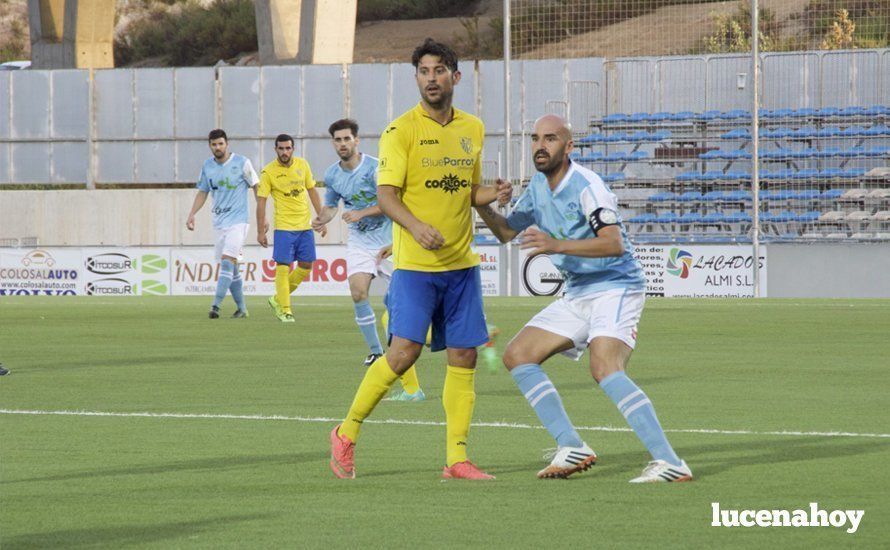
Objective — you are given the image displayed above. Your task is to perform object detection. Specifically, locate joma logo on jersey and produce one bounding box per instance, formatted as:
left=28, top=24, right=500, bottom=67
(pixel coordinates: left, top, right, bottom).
left=419, top=139, right=439, bottom=145
left=425, top=173, right=469, bottom=194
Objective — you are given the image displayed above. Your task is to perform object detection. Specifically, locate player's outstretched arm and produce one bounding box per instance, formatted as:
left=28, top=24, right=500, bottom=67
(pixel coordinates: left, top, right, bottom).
left=377, top=184, right=444, bottom=250
left=186, top=190, right=209, bottom=231
left=474, top=204, right=518, bottom=244
left=471, top=178, right=512, bottom=207
left=521, top=226, right=624, bottom=258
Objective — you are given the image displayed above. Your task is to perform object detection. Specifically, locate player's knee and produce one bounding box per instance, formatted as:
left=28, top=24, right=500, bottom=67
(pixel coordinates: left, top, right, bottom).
left=350, top=287, right=368, bottom=302
left=296, top=261, right=313, bottom=270
left=502, top=343, right=526, bottom=371
left=387, top=347, right=421, bottom=372
left=448, top=347, right=477, bottom=368
left=589, top=356, right=621, bottom=383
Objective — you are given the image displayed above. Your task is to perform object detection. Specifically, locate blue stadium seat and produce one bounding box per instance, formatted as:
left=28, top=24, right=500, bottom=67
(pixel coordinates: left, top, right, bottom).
left=649, top=112, right=672, bottom=122
left=796, top=189, right=821, bottom=200
left=603, top=152, right=628, bottom=162
left=793, top=108, right=819, bottom=117
left=867, top=146, right=890, bottom=157
left=670, top=111, right=697, bottom=121
left=727, top=150, right=752, bottom=160
left=602, top=172, right=626, bottom=183
left=861, top=106, right=885, bottom=116
left=819, top=168, right=844, bottom=179
left=790, top=169, right=820, bottom=180
left=762, top=210, right=795, bottom=223
left=701, top=212, right=725, bottom=224
left=576, top=153, right=604, bottom=163
left=676, top=171, right=699, bottom=182
left=603, top=133, right=628, bottom=142
left=766, top=108, right=794, bottom=118
left=762, top=127, right=794, bottom=139
left=676, top=191, right=702, bottom=202
left=789, top=147, right=819, bottom=159
left=795, top=211, right=821, bottom=223
left=771, top=169, right=796, bottom=180
left=820, top=189, right=844, bottom=200
left=839, top=106, right=868, bottom=116
left=645, top=130, right=672, bottom=141
left=702, top=190, right=725, bottom=202
left=723, top=211, right=752, bottom=223
left=789, top=127, right=817, bottom=139
left=720, top=109, right=751, bottom=119
left=576, top=134, right=603, bottom=145
left=722, top=171, right=750, bottom=181
left=627, top=151, right=649, bottom=160
left=627, top=131, right=651, bottom=141
left=839, top=126, right=866, bottom=137
left=649, top=191, right=677, bottom=202
left=721, top=128, right=751, bottom=139
left=842, top=168, right=867, bottom=178
left=627, top=213, right=656, bottom=223
left=762, top=149, right=790, bottom=160
left=654, top=212, right=680, bottom=223
left=679, top=212, right=703, bottom=224
left=863, top=125, right=890, bottom=136
left=722, top=190, right=752, bottom=202
left=839, top=146, right=867, bottom=158
left=815, top=147, right=841, bottom=158
left=627, top=112, right=649, bottom=122
left=697, top=170, right=725, bottom=181
left=602, top=113, right=628, bottom=123
left=815, top=126, right=842, bottom=138
left=697, top=110, right=723, bottom=121
left=816, top=107, right=840, bottom=117
left=699, top=149, right=724, bottom=160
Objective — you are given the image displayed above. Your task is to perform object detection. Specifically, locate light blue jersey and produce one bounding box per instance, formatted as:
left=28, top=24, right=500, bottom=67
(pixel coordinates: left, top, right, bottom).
left=323, top=154, right=392, bottom=249
left=507, top=161, right=645, bottom=296
left=197, top=153, right=259, bottom=229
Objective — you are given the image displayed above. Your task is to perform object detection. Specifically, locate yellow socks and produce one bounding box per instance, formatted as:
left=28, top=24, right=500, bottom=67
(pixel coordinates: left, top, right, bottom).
left=274, top=264, right=291, bottom=313
left=289, top=266, right=310, bottom=292
left=338, top=355, right=399, bottom=442
left=442, top=365, right=476, bottom=467
left=399, top=365, right=421, bottom=394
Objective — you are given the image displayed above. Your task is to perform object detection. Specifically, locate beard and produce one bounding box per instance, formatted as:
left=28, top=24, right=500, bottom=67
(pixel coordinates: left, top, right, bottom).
left=533, top=152, right=562, bottom=174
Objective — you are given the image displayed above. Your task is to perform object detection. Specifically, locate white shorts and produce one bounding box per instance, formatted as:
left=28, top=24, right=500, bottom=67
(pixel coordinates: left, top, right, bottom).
left=214, top=223, right=249, bottom=261
left=526, top=288, right=645, bottom=360
left=346, top=244, right=393, bottom=280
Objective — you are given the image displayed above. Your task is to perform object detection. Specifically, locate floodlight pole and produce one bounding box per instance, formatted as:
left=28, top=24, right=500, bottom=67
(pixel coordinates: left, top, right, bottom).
left=751, top=0, right=761, bottom=297
left=502, top=0, right=513, bottom=296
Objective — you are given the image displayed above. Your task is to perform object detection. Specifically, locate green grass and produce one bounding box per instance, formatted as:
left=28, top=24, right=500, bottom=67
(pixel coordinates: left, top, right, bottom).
left=1, top=297, right=889, bottom=548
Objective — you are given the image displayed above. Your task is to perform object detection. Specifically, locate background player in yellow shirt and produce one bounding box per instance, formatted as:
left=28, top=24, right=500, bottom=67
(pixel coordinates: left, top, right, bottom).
left=256, top=134, right=324, bottom=323
left=329, top=39, right=511, bottom=480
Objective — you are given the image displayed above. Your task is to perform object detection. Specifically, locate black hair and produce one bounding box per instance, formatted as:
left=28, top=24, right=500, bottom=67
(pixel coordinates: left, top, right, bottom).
left=275, top=133, right=294, bottom=146
left=411, top=38, right=458, bottom=73
left=207, top=129, right=227, bottom=142
left=328, top=119, right=359, bottom=138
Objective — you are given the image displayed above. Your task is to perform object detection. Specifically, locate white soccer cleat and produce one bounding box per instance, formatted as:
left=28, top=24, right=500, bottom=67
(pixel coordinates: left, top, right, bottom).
left=629, top=459, right=693, bottom=483
left=536, top=444, right=597, bottom=479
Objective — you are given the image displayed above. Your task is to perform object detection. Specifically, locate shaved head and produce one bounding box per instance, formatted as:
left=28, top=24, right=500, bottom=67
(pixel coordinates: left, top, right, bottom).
left=533, top=114, right=572, bottom=141
left=531, top=114, right=574, bottom=178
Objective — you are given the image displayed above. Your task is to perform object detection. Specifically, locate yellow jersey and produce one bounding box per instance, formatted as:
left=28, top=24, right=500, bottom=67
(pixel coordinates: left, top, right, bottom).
left=257, top=157, right=316, bottom=231
left=377, top=103, right=484, bottom=272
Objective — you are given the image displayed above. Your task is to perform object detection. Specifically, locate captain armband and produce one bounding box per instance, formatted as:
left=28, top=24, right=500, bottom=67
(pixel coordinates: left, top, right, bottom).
left=588, top=207, right=619, bottom=236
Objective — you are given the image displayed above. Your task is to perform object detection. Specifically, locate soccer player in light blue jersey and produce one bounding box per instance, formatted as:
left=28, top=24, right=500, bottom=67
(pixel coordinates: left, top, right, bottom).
left=187, top=129, right=260, bottom=319
left=312, top=119, right=424, bottom=400
left=475, top=115, right=692, bottom=483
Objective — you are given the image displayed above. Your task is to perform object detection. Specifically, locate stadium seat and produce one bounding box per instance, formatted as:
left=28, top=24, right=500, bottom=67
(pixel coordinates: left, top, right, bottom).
left=762, top=127, right=793, bottom=139
left=814, top=147, right=841, bottom=158
left=699, top=149, right=724, bottom=160
left=720, top=109, right=750, bottom=119
left=576, top=153, right=604, bottom=163
left=839, top=189, right=868, bottom=201
left=721, top=190, right=751, bottom=202
left=790, top=169, right=820, bottom=181
left=839, top=126, right=866, bottom=137
left=646, top=130, right=672, bottom=141
left=603, top=133, right=628, bottom=142
left=789, top=147, right=819, bottom=159
left=602, top=172, right=626, bottom=183
left=697, top=110, right=723, bottom=121
left=789, top=127, right=817, bottom=139
left=816, top=107, right=840, bottom=117
left=819, top=168, right=845, bottom=179
left=700, top=211, right=725, bottom=224
left=670, top=111, right=697, bottom=121
left=838, top=106, right=868, bottom=117
left=866, top=146, right=890, bottom=157
left=676, top=191, right=702, bottom=202
left=721, top=128, right=751, bottom=139
left=726, top=150, right=753, bottom=160
left=602, top=113, right=628, bottom=123
left=702, top=190, right=725, bottom=202
left=766, top=108, right=794, bottom=119
left=845, top=211, right=872, bottom=224
left=796, top=211, right=821, bottom=223
left=654, top=212, right=680, bottom=224
left=815, top=126, right=842, bottom=138
left=818, top=211, right=846, bottom=223
left=675, top=171, right=699, bottom=182
left=793, top=107, right=819, bottom=117
left=649, top=191, right=677, bottom=202
left=842, top=168, right=867, bottom=178
left=697, top=170, right=725, bottom=181
left=839, top=146, right=867, bottom=158
left=628, top=112, right=650, bottom=122
left=648, top=112, right=672, bottom=122
left=796, top=189, right=822, bottom=200
left=627, top=151, right=649, bottom=160
left=576, top=134, right=603, bottom=145
left=866, top=189, right=890, bottom=200
left=603, top=152, right=627, bottom=162
left=820, top=189, right=845, bottom=200
left=723, top=211, right=752, bottom=224
left=678, top=212, right=703, bottom=224
left=863, top=125, right=890, bottom=136
left=761, top=149, right=789, bottom=160
left=627, top=213, right=657, bottom=224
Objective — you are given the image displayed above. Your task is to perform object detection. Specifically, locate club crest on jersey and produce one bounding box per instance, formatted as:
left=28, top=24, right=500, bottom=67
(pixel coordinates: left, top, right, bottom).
left=564, top=202, right=580, bottom=221
left=460, top=137, right=473, bottom=154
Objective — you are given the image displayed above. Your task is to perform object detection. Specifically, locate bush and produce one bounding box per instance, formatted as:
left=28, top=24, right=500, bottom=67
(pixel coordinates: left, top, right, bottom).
left=115, top=0, right=257, bottom=67
left=699, top=1, right=779, bottom=53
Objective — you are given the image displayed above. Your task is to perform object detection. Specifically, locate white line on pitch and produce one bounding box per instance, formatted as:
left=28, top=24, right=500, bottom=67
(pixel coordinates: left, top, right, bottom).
left=1, top=409, right=888, bottom=439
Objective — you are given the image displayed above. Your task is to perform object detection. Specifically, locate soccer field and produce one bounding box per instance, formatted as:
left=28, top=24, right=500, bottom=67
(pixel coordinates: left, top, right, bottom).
left=1, top=296, right=888, bottom=548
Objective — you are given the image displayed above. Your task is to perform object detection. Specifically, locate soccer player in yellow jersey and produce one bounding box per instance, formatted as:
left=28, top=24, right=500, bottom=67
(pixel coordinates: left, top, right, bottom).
left=256, top=134, right=324, bottom=323
left=330, top=39, right=511, bottom=480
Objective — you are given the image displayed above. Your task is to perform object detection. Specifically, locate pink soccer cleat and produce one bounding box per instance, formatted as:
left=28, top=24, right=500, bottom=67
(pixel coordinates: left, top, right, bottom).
left=329, top=424, right=355, bottom=479
left=442, top=461, right=495, bottom=480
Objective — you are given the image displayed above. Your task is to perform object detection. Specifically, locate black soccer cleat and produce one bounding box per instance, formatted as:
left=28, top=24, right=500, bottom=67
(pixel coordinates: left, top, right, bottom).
left=232, top=310, right=249, bottom=319
left=0, top=363, right=9, bottom=376
left=208, top=306, right=220, bottom=319
left=363, top=353, right=383, bottom=367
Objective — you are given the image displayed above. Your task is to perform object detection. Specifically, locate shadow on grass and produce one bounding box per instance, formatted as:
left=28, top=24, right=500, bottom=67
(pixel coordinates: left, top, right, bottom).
left=5, top=451, right=326, bottom=484
left=3, top=513, right=278, bottom=549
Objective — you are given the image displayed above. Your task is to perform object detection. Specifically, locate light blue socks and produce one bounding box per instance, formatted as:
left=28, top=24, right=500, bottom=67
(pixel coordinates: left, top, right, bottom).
left=229, top=262, right=246, bottom=312
left=354, top=299, right=383, bottom=354
left=511, top=363, right=584, bottom=448
left=213, top=259, right=235, bottom=308
left=600, top=371, right=681, bottom=465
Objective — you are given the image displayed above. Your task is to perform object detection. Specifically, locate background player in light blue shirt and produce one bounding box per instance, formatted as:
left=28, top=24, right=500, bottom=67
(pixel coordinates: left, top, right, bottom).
left=312, top=119, right=424, bottom=400
left=475, top=115, right=691, bottom=483
left=186, top=128, right=260, bottom=319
